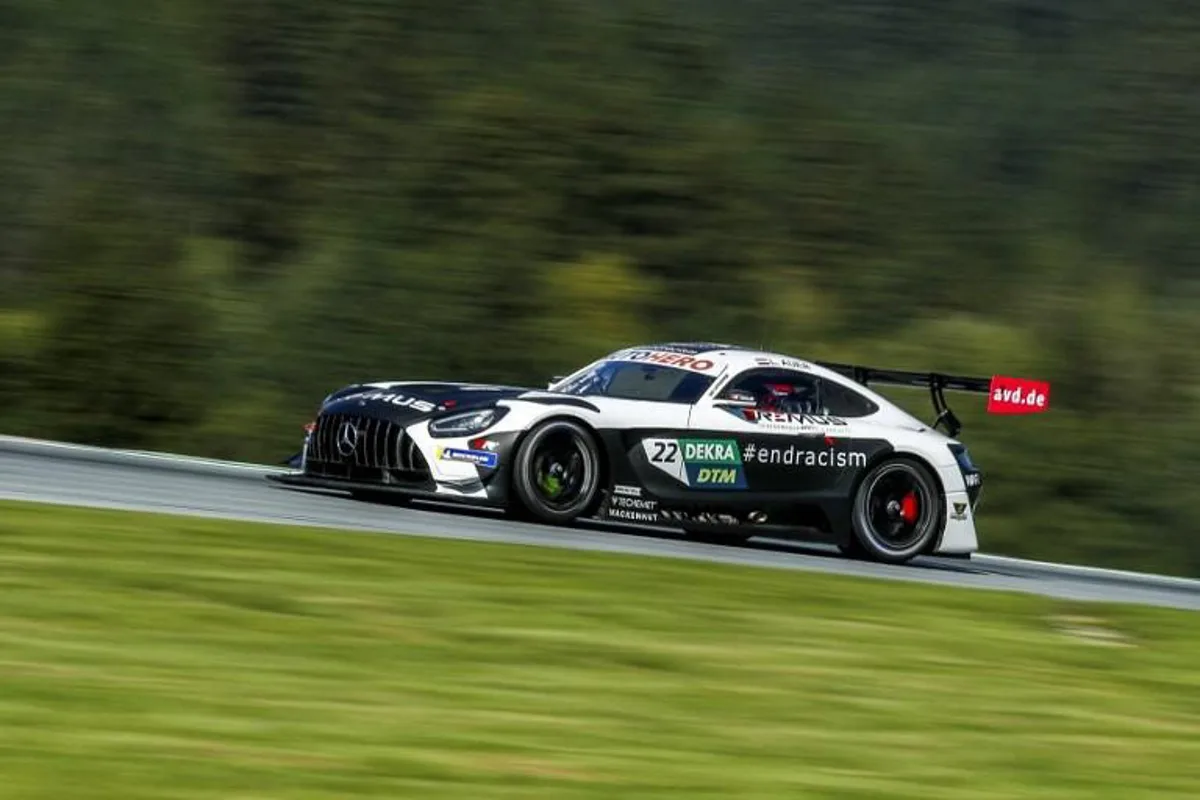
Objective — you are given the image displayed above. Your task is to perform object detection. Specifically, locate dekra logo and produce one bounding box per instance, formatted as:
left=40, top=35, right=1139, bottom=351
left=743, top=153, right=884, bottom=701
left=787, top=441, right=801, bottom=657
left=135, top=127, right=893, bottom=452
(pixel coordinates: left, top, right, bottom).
left=682, top=439, right=739, bottom=463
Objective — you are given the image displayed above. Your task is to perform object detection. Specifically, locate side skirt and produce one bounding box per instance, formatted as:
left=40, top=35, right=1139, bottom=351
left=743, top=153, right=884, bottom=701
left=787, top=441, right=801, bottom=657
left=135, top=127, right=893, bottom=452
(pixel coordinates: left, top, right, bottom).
left=266, top=472, right=502, bottom=508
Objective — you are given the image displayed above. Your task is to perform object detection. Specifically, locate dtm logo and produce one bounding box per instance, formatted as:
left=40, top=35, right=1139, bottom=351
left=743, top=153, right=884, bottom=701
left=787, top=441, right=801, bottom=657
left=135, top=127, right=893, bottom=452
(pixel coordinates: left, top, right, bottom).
left=693, top=466, right=741, bottom=486
left=642, top=437, right=747, bottom=490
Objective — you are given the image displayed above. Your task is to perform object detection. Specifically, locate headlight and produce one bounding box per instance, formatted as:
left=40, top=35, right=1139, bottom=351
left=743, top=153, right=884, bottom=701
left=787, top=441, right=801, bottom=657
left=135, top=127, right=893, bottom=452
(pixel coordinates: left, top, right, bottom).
left=428, top=407, right=507, bottom=438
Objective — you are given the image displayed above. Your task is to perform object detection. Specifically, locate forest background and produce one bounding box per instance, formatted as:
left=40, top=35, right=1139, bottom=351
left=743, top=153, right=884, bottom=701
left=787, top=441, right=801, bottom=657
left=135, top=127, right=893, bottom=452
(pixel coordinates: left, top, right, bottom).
left=2, top=0, right=1198, bottom=574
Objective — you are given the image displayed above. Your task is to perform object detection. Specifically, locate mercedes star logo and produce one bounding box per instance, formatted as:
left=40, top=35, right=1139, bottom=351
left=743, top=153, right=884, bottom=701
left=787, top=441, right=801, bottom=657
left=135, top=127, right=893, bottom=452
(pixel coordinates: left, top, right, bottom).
left=336, top=421, right=359, bottom=456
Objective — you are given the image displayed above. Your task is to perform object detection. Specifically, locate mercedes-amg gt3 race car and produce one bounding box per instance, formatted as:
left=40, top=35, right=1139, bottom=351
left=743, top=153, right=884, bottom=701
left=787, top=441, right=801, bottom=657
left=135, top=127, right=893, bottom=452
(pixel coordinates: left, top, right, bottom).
left=268, top=343, right=1050, bottom=563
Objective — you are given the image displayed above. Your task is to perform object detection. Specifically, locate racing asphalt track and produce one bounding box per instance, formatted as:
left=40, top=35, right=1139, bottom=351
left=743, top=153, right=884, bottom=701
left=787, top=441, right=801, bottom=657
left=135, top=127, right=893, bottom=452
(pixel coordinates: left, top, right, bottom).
left=1, top=435, right=1199, bottom=611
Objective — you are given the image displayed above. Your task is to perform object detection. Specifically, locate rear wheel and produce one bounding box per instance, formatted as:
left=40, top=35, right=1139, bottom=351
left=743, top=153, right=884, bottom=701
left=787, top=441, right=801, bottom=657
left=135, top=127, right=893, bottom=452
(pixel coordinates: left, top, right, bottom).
left=511, top=420, right=602, bottom=524
left=849, top=458, right=943, bottom=563
left=837, top=537, right=867, bottom=559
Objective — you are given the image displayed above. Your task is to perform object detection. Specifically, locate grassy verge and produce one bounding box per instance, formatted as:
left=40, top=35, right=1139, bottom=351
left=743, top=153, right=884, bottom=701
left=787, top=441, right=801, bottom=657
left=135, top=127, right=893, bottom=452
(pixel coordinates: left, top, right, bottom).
left=0, top=500, right=1197, bottom=798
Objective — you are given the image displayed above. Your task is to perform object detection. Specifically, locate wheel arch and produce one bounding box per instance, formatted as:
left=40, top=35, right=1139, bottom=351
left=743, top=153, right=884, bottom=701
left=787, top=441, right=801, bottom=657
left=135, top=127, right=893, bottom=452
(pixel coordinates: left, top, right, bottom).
left=508, top=412, right=611, bottom=510
left=847, top=446, right=948, bottom=556
left=851, top=442, right=947, bottom=502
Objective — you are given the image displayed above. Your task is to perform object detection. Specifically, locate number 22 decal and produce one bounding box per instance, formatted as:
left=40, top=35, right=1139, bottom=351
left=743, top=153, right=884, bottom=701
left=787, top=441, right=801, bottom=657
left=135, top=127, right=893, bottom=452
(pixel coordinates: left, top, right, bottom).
left=650, top=440, right=679, bottom=463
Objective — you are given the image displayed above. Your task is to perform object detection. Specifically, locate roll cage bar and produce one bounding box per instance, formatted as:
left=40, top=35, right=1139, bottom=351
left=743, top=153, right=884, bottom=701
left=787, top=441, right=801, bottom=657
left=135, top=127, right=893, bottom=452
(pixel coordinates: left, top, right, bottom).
left=815, top=361, right=991, bottom=438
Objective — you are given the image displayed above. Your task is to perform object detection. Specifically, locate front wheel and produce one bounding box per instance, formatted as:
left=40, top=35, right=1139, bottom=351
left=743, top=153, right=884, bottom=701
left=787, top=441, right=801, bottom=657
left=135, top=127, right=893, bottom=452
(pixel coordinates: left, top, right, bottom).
left=511, top=419, right=602, bottom=524
left=849, top=457, right=943, bottom=563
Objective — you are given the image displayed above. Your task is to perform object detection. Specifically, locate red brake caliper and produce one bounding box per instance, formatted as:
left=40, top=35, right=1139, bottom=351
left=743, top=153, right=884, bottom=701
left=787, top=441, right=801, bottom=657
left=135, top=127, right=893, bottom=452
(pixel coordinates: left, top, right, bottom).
left=899, top=492, right=920, bottom=524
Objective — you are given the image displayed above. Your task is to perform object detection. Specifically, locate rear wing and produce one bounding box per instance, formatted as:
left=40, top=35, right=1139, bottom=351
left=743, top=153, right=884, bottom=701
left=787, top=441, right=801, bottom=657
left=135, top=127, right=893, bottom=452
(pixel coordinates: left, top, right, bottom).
left=815, top=361, right=1050, bottom=438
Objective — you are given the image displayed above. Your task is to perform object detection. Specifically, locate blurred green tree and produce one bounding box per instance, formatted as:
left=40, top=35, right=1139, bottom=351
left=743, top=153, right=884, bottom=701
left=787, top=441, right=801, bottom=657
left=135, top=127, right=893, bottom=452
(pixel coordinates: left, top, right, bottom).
left=0, top=0, right=1197, bottom=573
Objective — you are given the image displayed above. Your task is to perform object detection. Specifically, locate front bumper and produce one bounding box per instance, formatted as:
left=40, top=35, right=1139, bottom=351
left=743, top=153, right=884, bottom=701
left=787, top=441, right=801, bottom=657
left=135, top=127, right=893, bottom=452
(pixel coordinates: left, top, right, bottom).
left=265, top=471, right=497, bottom=506
left=303, top=412, right=434, bottom=487
left=279, top=410, right=518, bottom=505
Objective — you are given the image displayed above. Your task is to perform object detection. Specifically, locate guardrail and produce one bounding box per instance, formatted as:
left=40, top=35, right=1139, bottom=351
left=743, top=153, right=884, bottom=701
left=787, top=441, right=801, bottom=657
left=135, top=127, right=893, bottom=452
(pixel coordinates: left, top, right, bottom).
left=3, top=433, right=1198, bottom=590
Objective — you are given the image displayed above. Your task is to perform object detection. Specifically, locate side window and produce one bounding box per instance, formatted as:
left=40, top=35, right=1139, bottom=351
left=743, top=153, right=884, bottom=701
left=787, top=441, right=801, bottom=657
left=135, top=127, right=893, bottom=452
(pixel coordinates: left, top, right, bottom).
left=719, top=369, right=823, bottom=413
left=718, top=369, right=879, bottom=418
left=818, top=378, right=879, bottom=418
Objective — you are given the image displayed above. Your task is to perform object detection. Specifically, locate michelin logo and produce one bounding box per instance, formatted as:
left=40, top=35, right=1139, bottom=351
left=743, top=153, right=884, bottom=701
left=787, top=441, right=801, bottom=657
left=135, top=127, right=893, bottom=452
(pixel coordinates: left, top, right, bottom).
left=437, top=447, right=499, bottom=468
left=642, top=438, right=747, bottom=490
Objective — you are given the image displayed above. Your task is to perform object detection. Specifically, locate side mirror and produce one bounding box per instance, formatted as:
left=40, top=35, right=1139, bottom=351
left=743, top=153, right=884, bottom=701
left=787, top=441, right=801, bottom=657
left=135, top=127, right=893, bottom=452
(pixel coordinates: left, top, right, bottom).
left=546, top=375, right=564, bottom=390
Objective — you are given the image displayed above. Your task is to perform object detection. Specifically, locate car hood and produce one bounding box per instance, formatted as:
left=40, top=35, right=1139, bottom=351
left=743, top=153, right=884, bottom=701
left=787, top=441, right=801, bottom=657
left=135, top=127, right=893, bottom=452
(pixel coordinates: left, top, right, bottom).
left=319, top=381, right=533, bottom=422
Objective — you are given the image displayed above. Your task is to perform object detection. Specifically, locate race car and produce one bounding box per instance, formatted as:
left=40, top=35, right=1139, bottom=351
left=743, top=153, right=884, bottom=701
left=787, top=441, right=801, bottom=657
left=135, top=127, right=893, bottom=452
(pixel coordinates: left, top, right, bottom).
left=268, top=343, right=1050, bottom=563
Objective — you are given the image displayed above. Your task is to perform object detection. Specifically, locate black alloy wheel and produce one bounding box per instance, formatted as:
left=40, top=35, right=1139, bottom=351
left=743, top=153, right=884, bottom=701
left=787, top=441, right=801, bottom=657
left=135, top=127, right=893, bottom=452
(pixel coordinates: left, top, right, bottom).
left=511, top=420, right=602, bottom=524
left=848, top=458, right=943, bottom=563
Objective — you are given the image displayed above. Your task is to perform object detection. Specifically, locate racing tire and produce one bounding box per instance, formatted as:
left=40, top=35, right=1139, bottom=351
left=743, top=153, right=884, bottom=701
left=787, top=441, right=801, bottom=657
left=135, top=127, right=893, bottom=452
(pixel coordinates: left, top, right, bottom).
left=511, top=419, right=602, bottom=525
left=837, top=537, right=868, bottom=560
left=849, top=457, right=943, bottom=564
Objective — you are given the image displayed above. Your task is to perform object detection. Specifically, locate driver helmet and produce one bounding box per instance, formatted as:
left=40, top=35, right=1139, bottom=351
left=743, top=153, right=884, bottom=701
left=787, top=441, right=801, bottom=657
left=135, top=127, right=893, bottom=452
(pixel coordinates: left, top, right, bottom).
left=761, top=382, right=817, bottom=414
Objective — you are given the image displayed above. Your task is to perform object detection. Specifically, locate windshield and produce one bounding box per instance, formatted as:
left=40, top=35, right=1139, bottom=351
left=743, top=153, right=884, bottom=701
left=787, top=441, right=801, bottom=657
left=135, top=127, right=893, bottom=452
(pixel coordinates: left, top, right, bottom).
left=555, top=361, right=715, bottom=403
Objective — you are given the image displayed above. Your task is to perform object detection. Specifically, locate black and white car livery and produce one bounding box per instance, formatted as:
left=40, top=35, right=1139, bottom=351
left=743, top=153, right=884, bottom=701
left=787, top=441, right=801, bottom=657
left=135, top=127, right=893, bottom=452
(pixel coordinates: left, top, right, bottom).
left=269, top=343, right=1050, bottom=564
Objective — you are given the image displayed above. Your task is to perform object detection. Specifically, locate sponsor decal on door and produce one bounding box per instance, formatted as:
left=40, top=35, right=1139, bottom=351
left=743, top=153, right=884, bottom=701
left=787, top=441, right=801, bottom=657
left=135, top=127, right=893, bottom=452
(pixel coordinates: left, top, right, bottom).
left=741, top=441, right=866, bottom=468
left=642, top=438, right=747, bottom=489
left=606, top=493, right=660, bottom=523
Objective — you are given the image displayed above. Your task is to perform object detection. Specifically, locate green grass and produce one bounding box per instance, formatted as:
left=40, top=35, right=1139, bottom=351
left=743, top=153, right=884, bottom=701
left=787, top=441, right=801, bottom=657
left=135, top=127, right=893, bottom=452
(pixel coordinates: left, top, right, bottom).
left=0, top=501, right=1197, bottom=799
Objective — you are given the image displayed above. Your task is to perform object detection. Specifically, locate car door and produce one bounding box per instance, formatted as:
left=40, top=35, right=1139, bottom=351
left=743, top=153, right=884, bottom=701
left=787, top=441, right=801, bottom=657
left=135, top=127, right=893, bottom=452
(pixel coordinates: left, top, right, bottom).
left=675, top=367, right=877, bottom=497
left=589, top=360, right=727, bottom=504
